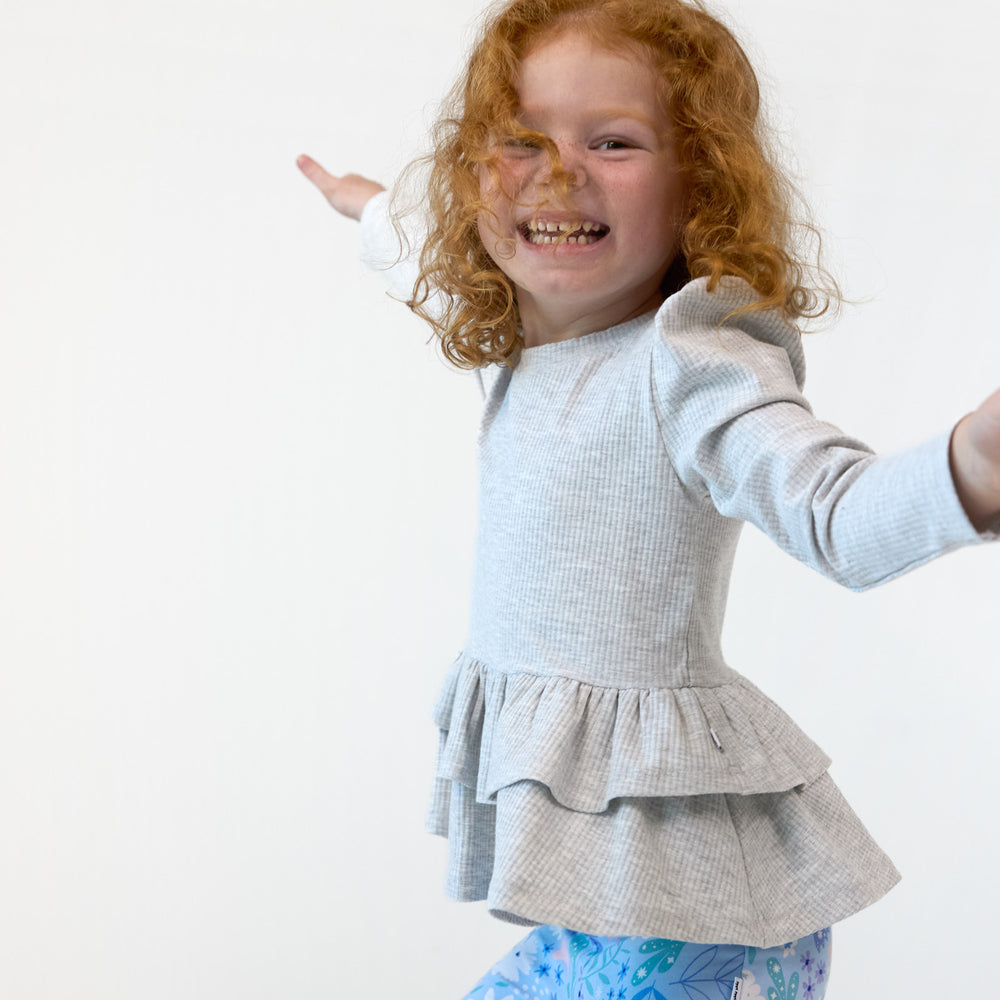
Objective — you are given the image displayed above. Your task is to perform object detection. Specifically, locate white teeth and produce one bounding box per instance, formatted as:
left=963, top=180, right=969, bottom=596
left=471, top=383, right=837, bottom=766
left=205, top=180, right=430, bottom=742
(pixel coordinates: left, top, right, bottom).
left=526, top=219, right=603, bottom=233
left=525, top=231, right=601, bottom=245
left=521, top=219, right=608, bottom=245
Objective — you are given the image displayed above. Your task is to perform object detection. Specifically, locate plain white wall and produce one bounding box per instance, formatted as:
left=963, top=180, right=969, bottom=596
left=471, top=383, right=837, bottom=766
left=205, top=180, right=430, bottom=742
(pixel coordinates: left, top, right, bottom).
left=1, top=0, right=997, bottom=997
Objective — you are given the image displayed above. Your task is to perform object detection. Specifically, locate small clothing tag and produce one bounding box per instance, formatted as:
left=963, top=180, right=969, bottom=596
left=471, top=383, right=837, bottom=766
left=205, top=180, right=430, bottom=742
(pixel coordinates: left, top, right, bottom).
left=730, top=976, right=743, bottom=1000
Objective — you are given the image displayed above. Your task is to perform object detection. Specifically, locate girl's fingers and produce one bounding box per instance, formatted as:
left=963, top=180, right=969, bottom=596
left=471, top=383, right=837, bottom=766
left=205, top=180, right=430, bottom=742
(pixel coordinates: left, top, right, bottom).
left=296, top=155, right=386, bottom=221
left=296, top=154, right=339, bottom=200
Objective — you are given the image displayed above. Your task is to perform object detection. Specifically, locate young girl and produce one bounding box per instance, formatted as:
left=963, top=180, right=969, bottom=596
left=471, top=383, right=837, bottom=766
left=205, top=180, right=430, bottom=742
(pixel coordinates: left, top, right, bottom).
left=298, top=0, right=1000, bottom=996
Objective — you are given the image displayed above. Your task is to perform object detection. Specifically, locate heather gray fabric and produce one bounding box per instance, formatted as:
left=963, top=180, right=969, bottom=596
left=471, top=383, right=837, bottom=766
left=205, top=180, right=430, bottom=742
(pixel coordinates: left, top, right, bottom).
left=359, top=191, right=997, bottom=946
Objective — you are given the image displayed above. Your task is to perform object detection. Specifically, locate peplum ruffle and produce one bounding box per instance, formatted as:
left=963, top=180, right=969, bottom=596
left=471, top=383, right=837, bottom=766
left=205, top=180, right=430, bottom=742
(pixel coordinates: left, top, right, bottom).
left=425, top=651, right=900, bottom=947
left=429, top=650, right=832, bottom=816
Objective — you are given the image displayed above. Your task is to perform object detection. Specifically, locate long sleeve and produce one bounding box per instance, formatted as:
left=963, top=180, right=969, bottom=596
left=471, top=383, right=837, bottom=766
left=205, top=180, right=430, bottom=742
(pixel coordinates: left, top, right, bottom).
left=358, top=189, right=422, bottom=301
left=651, top=277, right=998, bottom=591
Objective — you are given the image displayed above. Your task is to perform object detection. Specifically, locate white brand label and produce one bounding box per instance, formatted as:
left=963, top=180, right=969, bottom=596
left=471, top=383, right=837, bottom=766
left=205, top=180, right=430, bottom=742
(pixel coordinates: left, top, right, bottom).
left=730, top=977, right=743, bottom=1000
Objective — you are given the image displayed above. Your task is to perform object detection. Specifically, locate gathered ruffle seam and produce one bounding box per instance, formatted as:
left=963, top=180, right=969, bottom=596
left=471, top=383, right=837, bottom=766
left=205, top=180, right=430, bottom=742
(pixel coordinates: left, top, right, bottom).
left=431, top=652, right=832, bottom=814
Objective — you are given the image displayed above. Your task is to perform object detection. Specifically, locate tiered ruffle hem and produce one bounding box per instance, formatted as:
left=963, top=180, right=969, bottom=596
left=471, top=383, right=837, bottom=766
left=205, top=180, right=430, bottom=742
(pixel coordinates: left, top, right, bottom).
left=427, top=651, right=900, bottom=948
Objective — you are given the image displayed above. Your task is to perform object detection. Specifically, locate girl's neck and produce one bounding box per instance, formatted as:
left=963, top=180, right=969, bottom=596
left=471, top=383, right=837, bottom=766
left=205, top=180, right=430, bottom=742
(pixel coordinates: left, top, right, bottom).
left=519, top=287, right=665, bottom=347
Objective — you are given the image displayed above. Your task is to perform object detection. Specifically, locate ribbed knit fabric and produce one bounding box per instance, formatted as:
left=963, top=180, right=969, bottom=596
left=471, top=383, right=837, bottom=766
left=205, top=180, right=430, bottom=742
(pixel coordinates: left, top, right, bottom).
left=359, top=190, right=998, bottom=946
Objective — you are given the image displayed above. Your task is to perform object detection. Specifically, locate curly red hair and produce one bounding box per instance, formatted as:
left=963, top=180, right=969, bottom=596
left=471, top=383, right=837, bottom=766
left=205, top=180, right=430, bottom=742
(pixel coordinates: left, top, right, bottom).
left=395, top=0, right=838, bottom=369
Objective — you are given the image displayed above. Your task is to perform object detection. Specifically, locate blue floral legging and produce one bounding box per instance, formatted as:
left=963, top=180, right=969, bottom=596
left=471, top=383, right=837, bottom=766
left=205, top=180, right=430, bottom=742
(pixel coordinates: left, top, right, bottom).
left=461, top=924, right=832, bottom=1000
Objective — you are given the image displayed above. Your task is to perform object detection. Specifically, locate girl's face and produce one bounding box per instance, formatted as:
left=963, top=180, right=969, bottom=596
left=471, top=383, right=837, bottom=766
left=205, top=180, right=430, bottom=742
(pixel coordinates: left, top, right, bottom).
left=477, top=28, right=687, bottom=342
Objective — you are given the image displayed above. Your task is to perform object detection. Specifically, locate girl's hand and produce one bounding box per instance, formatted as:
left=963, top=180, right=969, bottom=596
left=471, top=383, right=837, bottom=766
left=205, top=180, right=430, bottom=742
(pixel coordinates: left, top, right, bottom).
left=950, top=386, right=1000, bottom=530
left=296, top=154, right=385, bottom=221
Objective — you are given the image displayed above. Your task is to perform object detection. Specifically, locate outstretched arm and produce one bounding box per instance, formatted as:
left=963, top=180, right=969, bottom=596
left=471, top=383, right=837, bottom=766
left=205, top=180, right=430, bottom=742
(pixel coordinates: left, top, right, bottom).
left=950, top=387, right=1000, bottom=530
left=652, top=284, right=998, bottom=592
left=296, top=154, right=384, bottom=221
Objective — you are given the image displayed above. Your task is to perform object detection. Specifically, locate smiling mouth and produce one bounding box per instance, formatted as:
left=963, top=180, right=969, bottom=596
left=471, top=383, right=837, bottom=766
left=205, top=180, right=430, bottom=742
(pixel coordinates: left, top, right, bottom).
left=518, top=219, right=610, bottom=245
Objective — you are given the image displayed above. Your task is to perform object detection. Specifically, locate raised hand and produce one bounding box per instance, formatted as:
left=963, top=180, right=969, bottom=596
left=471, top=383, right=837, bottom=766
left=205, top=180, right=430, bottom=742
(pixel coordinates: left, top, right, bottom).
left=296, top=154, right=385, bottom=221
left=950, top=385, right=1000, bottom=530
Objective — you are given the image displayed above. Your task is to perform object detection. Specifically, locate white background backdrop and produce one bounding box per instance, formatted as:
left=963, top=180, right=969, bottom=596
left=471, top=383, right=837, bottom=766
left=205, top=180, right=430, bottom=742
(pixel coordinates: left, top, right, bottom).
left=2, top=0, right=998, bottom=996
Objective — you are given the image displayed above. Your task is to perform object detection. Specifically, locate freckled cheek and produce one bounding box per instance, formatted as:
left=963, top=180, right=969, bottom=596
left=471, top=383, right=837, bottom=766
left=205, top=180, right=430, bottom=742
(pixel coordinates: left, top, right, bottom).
left=478, top=172, right=532, bottom=254
left=476, top=212, right=500, bottom=256
left=483, top=159, right=533, bottom=209
left=659, top=163, right=690, bottom=218
left=478, top=172, right=517, bottom=233
left=476, top=210, right=520, bottom=274
left=643, top=177, right=689, bottom=246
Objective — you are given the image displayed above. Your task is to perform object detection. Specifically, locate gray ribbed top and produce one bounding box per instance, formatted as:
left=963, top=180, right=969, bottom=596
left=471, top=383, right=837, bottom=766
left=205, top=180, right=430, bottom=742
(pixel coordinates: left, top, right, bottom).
left=464, top=278, right=991, bottom=680
left=431, top=274, right=993, bottom=811
left=359, top=190, right=997, bottom=945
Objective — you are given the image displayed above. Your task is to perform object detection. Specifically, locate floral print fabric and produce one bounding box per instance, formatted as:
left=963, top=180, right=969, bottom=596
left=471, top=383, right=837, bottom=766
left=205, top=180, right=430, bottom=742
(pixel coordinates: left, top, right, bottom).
left=461, top=924, right=832, bottom=1000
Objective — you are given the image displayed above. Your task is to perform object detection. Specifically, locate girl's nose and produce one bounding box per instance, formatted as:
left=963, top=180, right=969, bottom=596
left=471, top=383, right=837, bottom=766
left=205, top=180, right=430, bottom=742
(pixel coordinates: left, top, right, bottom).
left=540, top=141, right=587, bottom=190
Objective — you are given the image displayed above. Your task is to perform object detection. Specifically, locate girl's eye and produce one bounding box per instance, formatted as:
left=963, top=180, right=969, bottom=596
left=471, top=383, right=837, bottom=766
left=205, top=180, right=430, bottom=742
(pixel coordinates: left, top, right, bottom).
left=597, top=139, right=633, bottom=151
left=504, top=137, right=541, bottom=151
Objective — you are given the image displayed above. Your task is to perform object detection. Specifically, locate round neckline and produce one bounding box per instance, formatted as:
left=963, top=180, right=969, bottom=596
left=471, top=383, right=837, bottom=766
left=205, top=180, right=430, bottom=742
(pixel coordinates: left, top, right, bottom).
left=515, top=307, right=659, bottom=371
